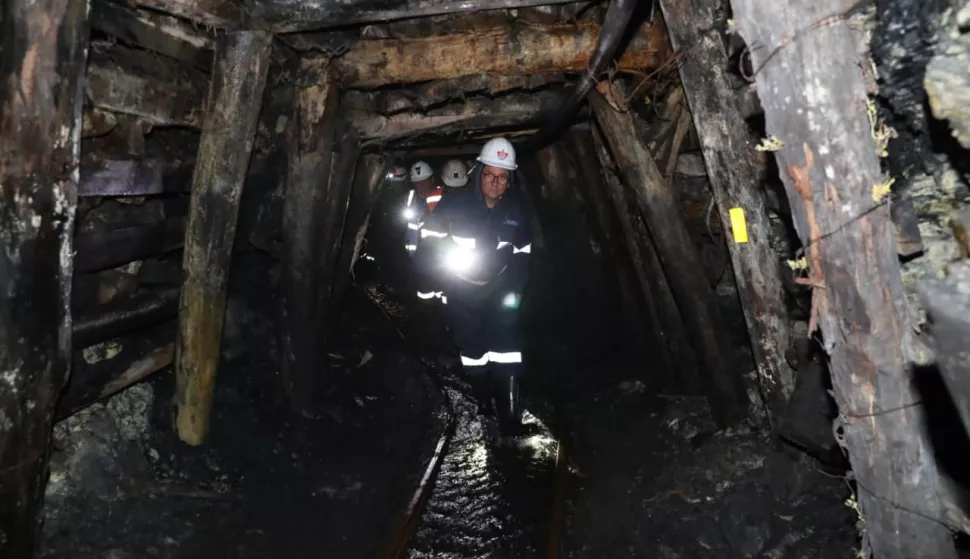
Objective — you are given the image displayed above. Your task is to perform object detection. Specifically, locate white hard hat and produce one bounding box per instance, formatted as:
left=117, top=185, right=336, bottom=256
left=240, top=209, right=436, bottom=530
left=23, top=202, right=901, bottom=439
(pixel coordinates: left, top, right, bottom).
left=477, top=137, right=517, bottom=170
left=441, top=159, right=469, bottom=187
left=410, top=160, right=433, bottom=182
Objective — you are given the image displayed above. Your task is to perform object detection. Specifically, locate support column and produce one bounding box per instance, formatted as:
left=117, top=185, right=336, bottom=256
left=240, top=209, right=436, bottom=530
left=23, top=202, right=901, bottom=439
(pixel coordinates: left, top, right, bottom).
left=659, top=0, right=795, bottom=419
left=330, top=153, right=387, bottom=317
left=730, top=1, right=957, bottom=556
left=590, top=128, right=683, bottom=387
left=280, top=77, right=341, bottom=415
left=174, top=31, right=272, bottom=445
left=0, top=0, right=90, bottom=554
left=590, top=91, right=747, bottom=426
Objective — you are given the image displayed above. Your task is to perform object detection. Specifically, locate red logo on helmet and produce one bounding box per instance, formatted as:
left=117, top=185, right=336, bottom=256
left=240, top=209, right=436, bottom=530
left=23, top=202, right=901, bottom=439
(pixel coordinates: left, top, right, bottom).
left=497, top=150, right=509, bottom=160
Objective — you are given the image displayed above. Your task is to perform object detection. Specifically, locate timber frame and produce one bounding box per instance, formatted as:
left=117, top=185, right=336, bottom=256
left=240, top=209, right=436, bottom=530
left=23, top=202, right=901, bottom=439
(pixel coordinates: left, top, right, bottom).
left=5, top=0, right=970, bottom=557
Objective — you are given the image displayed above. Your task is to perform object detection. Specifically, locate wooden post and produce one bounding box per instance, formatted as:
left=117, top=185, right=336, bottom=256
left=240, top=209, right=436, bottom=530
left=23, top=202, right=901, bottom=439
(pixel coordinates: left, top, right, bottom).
left=729, top=1, right=958, bottom=556
left=0, top=0, right=90, bottom=553
left=590, top=91, right=747, bottom=425
left=318, top=123, right=361, bottom=330
left=280, top=77, right=342, bottom=416
left=330, top=153, right=387, bottom=319
left=567, top=131, right=650, bottom=352
left=590, top=128, right=689, bottom=388
left=174, top=31, right=272, bottom=446
left=659, top=0, right=795, bottom=420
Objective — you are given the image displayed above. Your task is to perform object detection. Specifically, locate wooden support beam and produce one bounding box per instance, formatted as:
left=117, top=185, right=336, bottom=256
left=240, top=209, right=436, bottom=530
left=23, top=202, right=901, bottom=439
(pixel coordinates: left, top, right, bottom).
left=331, top=154, right=387, bottom=320
left=568, top=131, right=651, bottom=356
left=73, top=288, right=180, bottom=348
left=280, top=78, right=342, bottom=416
left=730, top=1, right=958, bottom=555
left=354, top=91, right=562, bottom=140
left=0, top=0, right=90, bottom=554
left=951, top=210, right=970, bottom=259
left=58, top=321, right=176, bottom=420
left=268, top=0, right=600, bottom=33
left=319, top=124, right=361, bottom=331
left=590, top=128, right=689, bottom=389
left=590, top=91, right=747, bottom=426
left=74, top=218, right=186, bottom=273
left=313, top=19, right=671, bottom=88
left=174, top=31, right=272, bottom=446
left=123, top=0, right=250, bottom=30
left=659, top=0, right=795, bottom=420
left=91, top=0, right=214, bottom=69
left=85, top=59, right=207, bottom=127
left=373, top=74, right=569, bottom=114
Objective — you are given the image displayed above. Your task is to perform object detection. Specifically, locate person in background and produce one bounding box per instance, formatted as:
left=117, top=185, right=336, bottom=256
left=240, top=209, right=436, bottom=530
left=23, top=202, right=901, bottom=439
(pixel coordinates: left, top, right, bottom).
left=413, top=138, right=532, bottom=438
left=402, top=160, right=444, bottom=258
left=440, top=159, right=469, bottom=189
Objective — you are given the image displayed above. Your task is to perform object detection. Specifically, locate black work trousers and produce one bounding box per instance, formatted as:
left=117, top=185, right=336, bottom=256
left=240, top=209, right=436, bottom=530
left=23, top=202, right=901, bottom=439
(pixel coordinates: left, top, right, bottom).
left=441, top=288, right=524, bottom=381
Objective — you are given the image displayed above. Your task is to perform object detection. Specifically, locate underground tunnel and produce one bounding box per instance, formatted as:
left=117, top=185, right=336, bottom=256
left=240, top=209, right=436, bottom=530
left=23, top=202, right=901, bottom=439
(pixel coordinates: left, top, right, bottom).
left=3, top=0, right=970, bottom=557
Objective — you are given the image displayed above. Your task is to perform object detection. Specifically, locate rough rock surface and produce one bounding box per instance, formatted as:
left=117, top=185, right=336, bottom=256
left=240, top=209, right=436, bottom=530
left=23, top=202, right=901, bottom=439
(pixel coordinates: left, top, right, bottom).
left=562, top=366, right=858, bottom=559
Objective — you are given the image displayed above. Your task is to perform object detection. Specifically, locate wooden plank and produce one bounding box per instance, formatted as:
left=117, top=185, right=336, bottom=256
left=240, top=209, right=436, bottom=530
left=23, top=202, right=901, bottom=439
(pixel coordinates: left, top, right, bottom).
left=73, top=288, right=180, bottom=348
left=354, top=91, right=562, bottom=140
left=659, top=0, right=795, bottom=420
left=312, top=19, right=671, bottom=88
left=85, top=60, right=206, bottom=127
left=270, top=0, right=601, bottom=33
left=123, top=0, right=250, bottom=30
left=917, top=261, right=970, bottom=434
left=91, top=0, right=214, bottom=69
left=590, top=91, right=747, bottom=426
left=729, top=1, right=959, bottom=555
left=280, top=78, right=342, bottom=416
left=73, top=218, right=186, bottom=273
left=58, top=321, right=176, bottom=420
left=374, top=74, right=568, bottom=114
left=952, top=209, right=970, bottom=259
left=174, top=31, right=272, bottom=446
left=0, top=0, right=90, bottom=554
left=79, top=157, right=173, bottom=197
left=330, top=154, right=387, bottom=320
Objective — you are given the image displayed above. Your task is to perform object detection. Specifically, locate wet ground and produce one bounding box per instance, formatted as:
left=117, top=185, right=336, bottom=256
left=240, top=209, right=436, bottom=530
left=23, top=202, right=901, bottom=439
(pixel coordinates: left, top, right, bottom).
left=43, top=249, right=859, bottom=559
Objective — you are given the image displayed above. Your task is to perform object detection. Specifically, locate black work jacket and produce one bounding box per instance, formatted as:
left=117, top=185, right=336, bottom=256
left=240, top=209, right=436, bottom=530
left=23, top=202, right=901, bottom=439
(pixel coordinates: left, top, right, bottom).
left=414, top=165, right=533, bottom=303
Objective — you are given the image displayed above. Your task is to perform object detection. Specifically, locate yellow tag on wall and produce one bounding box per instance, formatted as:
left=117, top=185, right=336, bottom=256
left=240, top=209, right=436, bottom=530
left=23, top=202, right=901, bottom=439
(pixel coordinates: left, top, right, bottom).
left=729, top=207, right=748, bottom=243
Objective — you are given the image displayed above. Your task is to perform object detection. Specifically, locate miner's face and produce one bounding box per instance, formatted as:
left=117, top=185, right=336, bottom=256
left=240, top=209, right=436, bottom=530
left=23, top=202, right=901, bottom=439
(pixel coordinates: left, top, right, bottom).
left=481, top=165, right=510, bottom=203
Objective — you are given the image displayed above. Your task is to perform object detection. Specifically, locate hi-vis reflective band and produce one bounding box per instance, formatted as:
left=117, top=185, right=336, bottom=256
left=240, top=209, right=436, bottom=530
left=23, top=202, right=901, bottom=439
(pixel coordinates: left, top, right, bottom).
left=460, top=351, right=523, bottom=367
left=426, top=194, right=442, bottom=203
left=407, top=223, right=421, bottom=230
left=452, top=236, right=476, bottom=249
left=417, top=291, right=447, bottom=304
left=405, top=244, right=417, bottom=252
left=497, top=241, right=510, bottom=249
left=420, top=228, right=448, bottom=239
left=512, top=243, right=532, bottom=254
left=407, top=190, right=415, bottom=206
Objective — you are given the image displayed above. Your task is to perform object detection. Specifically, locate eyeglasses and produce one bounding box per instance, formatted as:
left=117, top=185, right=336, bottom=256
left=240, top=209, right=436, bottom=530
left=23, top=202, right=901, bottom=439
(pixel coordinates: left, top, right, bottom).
left=482, top=172, right=509, bottom=185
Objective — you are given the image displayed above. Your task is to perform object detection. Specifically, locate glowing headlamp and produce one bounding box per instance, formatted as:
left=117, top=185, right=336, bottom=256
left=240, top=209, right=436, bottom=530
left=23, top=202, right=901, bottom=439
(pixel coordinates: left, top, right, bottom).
left=444, top=246, right=478, bottom=275
left=502, top=292, right=519, bottom=309
left=402, top=207, right=416, bottom=220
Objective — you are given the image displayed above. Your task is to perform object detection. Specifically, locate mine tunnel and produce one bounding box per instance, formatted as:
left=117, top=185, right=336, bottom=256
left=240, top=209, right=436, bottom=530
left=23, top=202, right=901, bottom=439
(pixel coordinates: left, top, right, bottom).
left=4, top=0, right=970, bottom=557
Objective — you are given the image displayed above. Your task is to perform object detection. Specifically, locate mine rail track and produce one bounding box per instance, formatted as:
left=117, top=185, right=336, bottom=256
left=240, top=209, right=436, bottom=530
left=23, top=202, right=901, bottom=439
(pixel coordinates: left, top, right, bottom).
left=367, top=286, right=571, bottom=559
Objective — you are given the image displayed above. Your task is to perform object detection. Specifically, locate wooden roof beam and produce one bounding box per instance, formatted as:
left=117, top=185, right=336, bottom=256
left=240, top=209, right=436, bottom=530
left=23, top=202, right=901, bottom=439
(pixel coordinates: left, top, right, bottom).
left=309, top=18, right=671, bottom=88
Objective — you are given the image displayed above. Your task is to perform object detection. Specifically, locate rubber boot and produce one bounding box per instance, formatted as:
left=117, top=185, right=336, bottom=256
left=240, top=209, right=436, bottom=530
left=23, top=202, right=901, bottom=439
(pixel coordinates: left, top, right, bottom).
left=496, top=376, right=524, bottom=440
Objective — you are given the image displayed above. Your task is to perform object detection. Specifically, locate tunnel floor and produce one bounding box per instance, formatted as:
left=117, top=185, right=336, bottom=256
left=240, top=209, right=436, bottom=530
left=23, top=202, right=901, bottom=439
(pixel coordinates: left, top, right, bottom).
left=42, top=275, right=860, bottom=558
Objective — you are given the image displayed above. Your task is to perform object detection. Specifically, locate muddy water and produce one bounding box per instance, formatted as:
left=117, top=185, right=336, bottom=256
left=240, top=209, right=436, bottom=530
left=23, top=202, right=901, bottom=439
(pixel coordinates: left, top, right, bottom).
left=366, top=285, right=561, bottom=559
left=408, top=390, right=559, bottom=559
